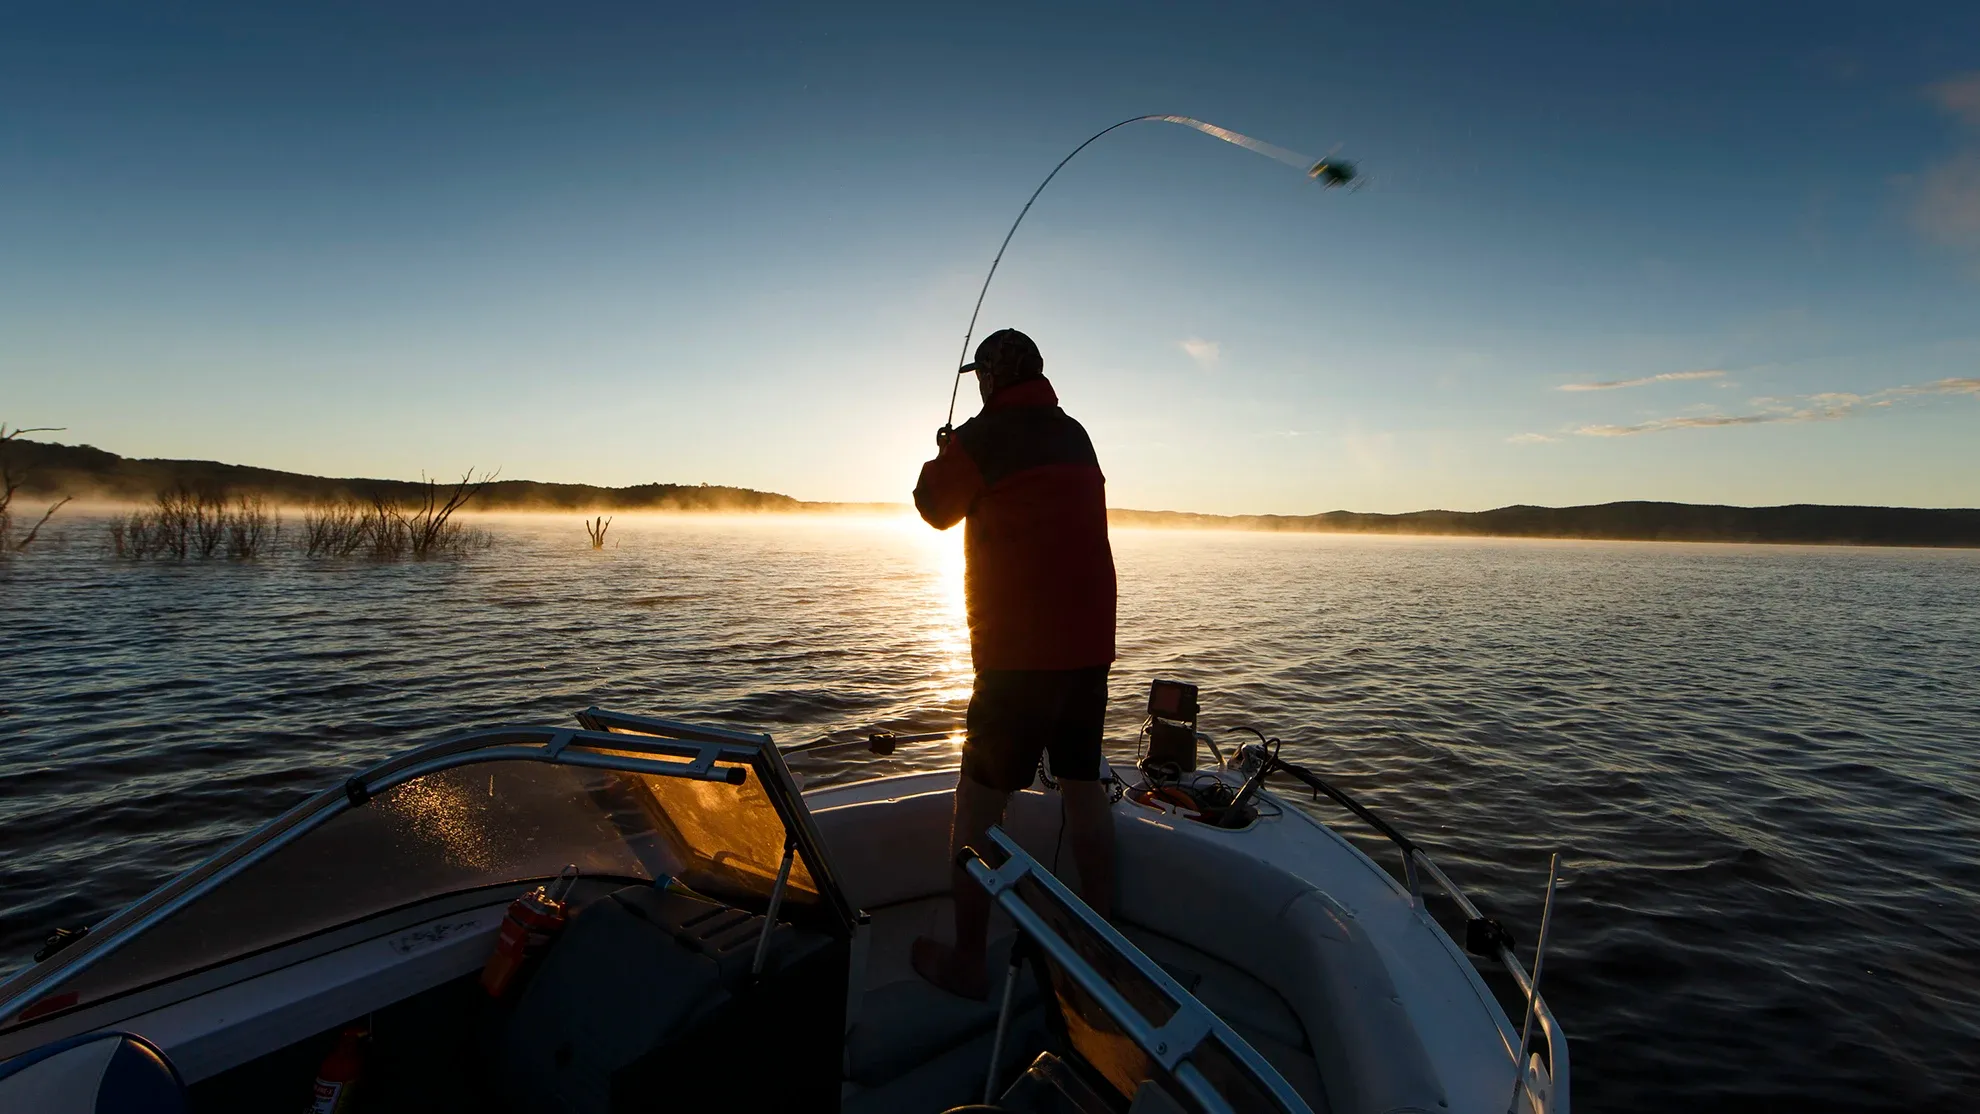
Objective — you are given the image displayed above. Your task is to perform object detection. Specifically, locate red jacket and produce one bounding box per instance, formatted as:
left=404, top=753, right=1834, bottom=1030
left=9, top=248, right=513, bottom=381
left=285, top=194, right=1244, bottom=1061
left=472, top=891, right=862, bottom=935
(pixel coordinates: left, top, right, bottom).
left=915, top=377, right=1117, bottom=671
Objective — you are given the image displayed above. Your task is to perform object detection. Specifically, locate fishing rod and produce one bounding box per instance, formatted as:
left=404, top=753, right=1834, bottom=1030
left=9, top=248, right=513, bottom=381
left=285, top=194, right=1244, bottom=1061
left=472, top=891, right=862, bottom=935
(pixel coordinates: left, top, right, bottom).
left=943, top=115, right=1359, bottom=432
left=781, top=726, right=959, bottom=758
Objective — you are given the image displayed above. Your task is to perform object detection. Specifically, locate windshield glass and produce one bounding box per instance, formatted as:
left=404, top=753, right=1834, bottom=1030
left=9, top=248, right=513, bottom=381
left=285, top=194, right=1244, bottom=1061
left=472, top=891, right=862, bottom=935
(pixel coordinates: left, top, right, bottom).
left=58, top=748, right=811, bottom=1011
left=599, top=750, right=818, bottom=905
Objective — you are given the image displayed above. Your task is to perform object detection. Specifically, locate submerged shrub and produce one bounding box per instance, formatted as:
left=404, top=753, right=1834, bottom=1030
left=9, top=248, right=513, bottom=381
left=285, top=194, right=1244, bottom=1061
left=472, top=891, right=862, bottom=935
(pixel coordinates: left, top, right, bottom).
left=299, top=501, right=366, bottom=557
left=296, top=470, right=494, bottom=561
left=225, top=496, right=276, bottom=559
left=107, top=489, right=279, bottom=560
left=105, top=471, right=490, bottom=563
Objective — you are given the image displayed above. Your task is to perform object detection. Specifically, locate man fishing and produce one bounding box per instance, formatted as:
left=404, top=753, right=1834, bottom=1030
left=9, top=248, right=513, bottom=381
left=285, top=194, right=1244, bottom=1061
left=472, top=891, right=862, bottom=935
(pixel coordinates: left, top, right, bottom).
left=910, top=327, right=1118, bottom=1000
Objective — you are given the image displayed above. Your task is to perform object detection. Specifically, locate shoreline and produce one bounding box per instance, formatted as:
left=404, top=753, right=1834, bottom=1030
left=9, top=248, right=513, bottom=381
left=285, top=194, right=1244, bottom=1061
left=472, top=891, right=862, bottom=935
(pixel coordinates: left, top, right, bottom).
left=10, top=439, right=1979, bottom=549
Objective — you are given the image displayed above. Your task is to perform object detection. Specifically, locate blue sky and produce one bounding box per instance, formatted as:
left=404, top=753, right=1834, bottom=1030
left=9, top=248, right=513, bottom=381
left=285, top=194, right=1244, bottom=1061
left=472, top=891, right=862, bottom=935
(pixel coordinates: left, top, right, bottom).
left=4, top=2, right=1977, bottom=513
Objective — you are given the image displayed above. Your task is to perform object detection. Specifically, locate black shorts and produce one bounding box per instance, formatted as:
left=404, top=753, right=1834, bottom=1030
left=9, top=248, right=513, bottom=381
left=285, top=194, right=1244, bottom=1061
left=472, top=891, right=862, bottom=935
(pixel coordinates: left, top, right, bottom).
left=961, top=665, right=1110, bottom=793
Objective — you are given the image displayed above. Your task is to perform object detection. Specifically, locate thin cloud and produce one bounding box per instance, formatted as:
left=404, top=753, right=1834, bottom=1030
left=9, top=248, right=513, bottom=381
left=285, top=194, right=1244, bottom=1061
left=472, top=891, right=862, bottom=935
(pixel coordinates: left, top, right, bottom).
left=1916, top=154, right=1980, bottom=252
left=1557, top=369, right=1725, bottom=391
left=1916, top=73, right=1980, bottom=255
left=1572, top=377, right=1979, bottom=437
left=1888, top=376, right=1980, bottom=397
left=1179, top=337, right=1220, bottom=370
left=1931, top=72, right=1980, bottom=127
left=1578, top=415, right=1776, bottom=437
left=1507, top=432, right=1557, bottom=444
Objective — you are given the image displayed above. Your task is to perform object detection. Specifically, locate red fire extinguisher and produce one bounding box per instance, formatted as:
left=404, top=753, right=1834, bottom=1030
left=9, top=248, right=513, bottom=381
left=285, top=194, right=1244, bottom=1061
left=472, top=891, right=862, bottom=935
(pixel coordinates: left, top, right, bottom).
left=306, top=1024, right=367, bottom=1114
left=480, top=865, right=580, bottom=999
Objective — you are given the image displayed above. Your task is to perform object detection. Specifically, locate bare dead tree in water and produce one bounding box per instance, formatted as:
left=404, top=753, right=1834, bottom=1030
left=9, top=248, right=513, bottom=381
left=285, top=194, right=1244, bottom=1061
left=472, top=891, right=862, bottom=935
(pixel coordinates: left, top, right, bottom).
left=110, top=489, right=278, bottom=559
left=113, top=489, right=195, bottom=559
left=295, top=472, right=494, bottom=561
left=110, top=508, right=158, bottom=558
left=151, top=489, right=195, bottom=559
left=189, top=490, right=229, bottom=558
left=224, top=495, right=277, bottom=558
left=586, top=515, right=612, bottom=549
left=367, top=490, right=410, bottom=559
left=404, top=469, right=496, bottom=558
left=299, top=501, right=366, bottom=557
left=1, top=424, right=74, bottom=553
left=102, top=469, right=498, bottom=562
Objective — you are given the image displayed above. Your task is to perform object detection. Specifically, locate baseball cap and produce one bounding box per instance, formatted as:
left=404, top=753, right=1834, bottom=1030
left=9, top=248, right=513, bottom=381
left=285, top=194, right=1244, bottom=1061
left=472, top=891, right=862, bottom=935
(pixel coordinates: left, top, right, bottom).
left=959, top=328, right=1044, bottom=382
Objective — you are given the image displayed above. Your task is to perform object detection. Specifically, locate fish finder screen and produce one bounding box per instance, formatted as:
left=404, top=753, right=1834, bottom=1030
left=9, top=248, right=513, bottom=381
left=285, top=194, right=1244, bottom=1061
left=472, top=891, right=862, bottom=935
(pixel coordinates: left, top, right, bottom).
left=1147, top=679, right=1198, bottom=722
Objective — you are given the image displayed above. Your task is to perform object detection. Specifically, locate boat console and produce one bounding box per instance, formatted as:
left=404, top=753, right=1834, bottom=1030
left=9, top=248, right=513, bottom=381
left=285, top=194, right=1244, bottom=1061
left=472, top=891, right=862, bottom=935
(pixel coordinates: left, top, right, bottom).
left=499, top=709, right=857, bottom=1112
left=500, top=877, right=844, bottom=1111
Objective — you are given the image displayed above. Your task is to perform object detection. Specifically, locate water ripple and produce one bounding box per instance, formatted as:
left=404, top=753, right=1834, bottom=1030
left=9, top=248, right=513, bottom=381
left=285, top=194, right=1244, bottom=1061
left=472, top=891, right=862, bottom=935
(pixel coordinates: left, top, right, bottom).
left=3, top=518, right=1977, bottom=1108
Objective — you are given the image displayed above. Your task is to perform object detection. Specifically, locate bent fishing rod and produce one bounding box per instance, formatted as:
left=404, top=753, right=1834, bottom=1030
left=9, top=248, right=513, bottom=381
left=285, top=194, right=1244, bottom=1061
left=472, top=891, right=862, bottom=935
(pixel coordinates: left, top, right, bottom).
left=943, top=114, right=1359, bottom=431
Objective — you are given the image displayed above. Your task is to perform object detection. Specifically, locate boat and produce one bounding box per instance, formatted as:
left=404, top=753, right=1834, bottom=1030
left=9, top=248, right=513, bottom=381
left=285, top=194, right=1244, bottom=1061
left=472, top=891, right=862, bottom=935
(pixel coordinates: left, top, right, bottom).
left=0, top=687, right=1567, bottom=1114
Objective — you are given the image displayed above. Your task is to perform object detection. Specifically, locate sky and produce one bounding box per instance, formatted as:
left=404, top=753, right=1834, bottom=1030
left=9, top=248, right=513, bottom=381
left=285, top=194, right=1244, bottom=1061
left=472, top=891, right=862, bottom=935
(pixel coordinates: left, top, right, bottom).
left=3, top=2, right=1978, bottom=514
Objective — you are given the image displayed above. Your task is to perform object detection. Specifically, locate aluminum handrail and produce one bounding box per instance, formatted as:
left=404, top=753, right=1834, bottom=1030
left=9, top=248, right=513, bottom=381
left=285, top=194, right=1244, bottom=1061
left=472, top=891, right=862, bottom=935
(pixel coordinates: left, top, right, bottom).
left=1412, top=853, right=1571, bottom=1107
left=0, top=723, right=780, bottom=1027
left=963, top=826, right=1315, bottom=1114
left=575, top=707, right=773, bottom=748
left=1236, top=745, right=1569, bottom=1111
left=1242, top=748, right=1422, bottom=903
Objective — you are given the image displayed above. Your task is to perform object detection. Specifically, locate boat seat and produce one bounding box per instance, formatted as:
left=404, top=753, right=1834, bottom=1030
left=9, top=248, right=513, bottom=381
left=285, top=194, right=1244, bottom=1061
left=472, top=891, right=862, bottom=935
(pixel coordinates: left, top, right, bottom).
left=1120, top=924, right=1330, bottom=1113
left=1277, top=890, right=1444, bottom=1114
left=0, top=1031, right=187, bottom=1114
left=1114, top=819, right=1446, bottom=1114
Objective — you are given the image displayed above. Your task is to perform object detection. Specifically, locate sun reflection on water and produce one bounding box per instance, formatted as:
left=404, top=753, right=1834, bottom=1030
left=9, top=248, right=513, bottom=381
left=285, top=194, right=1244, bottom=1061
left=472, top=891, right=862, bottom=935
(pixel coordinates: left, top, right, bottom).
left=922, top=518, right=972, bottom=705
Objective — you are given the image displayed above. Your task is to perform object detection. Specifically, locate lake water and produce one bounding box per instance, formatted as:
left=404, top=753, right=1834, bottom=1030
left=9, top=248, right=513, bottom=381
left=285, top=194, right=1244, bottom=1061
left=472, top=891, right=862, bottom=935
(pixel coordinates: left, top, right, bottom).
left=3, top=514, right=1976, bottom=1110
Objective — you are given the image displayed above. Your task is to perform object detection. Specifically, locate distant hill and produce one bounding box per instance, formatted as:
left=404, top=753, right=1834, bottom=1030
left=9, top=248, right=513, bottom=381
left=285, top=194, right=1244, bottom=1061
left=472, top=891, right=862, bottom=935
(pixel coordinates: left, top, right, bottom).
left=9, top=439, right=1978, bottom=545
left=6, top=440, right=801, bottom=513
left=1107, top=503, right=1980, bottom=548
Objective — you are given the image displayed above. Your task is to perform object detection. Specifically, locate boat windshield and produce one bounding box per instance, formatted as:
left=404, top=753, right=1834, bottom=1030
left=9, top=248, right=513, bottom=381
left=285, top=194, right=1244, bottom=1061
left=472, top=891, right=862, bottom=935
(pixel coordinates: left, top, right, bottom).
left=23, top=720, right=835, bottom=1020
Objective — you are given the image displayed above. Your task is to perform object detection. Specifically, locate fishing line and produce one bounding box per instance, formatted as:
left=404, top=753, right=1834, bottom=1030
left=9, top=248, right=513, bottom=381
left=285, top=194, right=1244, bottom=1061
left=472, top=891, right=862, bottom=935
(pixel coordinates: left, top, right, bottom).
left=944, top=114, right=1352, bottom=429
left=1153, top=116, right=1318, bottom=172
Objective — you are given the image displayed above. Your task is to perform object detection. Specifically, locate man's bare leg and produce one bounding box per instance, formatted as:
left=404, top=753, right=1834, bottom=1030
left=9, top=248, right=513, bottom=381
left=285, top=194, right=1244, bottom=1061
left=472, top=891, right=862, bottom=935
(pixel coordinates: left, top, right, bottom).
left=1059, top=778, right=1115, bottom=918
left=947, top=773, right=1014, bottom=964
left=911, top=772, right=1011, bottom=999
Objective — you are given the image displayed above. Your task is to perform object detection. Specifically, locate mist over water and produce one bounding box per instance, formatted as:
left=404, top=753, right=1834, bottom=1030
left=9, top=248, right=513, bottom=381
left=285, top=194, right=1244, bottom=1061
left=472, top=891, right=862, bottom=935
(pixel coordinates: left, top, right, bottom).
left=3, top=515, right=1977, bottom=1110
